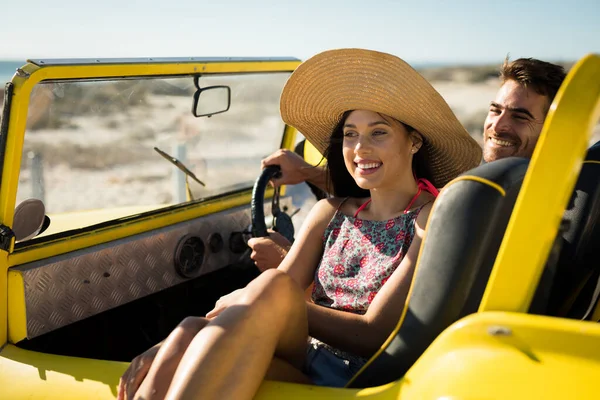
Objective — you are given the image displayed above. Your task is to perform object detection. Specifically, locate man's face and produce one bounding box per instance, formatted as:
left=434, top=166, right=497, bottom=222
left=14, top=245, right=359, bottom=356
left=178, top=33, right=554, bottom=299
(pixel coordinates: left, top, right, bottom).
left=482, top=80, right=550, bottom=162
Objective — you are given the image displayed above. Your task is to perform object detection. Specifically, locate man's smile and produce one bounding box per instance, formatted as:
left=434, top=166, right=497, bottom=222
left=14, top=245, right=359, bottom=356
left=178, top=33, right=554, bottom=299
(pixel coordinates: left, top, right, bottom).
left=487, top=136, right=517, bottom=147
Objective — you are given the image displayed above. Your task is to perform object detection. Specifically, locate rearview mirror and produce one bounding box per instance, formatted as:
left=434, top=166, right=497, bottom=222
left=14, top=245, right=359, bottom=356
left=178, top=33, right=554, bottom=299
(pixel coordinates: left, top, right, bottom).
left=192, top=78, right=231, bottom=118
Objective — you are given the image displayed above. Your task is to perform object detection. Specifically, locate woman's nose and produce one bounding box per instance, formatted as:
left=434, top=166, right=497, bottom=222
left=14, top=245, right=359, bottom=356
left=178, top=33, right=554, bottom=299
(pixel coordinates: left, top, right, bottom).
left=354, top=135, right=371, bottom=153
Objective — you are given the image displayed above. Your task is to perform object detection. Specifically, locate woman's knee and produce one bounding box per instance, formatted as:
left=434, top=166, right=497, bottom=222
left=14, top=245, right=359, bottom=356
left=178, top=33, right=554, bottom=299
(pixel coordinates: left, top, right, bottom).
left=253, top=269, right=303, bottom=297
left=249, top=269, right=303, bottom=303
left=175, top=317, right=209, bottom=340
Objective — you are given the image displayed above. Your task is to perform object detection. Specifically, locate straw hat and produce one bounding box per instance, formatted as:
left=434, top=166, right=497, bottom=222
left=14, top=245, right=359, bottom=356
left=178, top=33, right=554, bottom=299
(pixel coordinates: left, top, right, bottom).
left=280, top=48, right=482, bottom=187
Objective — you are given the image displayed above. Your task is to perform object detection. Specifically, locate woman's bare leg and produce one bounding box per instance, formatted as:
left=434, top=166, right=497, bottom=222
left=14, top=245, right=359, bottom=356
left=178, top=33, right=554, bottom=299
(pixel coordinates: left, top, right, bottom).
left=164, top=269, right=310, bottom=400
left=134, top=317, right=209, bottom=400
left=264, top=357, right=312, bottom=384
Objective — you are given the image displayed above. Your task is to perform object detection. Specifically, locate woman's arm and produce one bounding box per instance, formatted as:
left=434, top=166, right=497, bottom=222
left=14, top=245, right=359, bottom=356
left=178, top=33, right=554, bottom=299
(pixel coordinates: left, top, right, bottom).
left=277, top=198, right=339, bottom=289
left=306, top=203, right=432, bottom=358
left=206, top=198, right=338, bottom=319
left=247, top=231, right=292, bottom=271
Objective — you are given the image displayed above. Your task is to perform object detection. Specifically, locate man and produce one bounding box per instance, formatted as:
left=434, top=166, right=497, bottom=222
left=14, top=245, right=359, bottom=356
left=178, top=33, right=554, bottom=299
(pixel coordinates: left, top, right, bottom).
left=482, top=57, right=567, bottom=162
left=248, top=57, right=567, bottom=271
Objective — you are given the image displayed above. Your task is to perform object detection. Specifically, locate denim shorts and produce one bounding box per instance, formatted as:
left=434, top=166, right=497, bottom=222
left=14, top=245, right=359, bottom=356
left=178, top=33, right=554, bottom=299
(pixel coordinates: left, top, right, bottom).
left=303, top=340, right=368, bottom=388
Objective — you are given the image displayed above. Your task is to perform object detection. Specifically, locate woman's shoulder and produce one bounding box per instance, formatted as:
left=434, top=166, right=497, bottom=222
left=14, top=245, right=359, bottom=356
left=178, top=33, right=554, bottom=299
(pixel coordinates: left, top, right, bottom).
left=311, top=197, right=367, bottom=219
left=413, top=196, right=434, bottom=232
left=307, top=198, right=343, bottom=223
left=325, top=197, right=370, bottom=217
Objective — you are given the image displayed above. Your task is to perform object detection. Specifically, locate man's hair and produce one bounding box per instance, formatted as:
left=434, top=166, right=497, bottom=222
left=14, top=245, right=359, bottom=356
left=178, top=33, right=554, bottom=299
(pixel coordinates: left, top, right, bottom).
left=500, top=57, right=567, bottom=111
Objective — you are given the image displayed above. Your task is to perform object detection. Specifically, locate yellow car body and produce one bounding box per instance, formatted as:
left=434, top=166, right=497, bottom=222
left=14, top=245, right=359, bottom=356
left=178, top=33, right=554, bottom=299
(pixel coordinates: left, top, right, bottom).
left=0, top=53, right=599, bottom=399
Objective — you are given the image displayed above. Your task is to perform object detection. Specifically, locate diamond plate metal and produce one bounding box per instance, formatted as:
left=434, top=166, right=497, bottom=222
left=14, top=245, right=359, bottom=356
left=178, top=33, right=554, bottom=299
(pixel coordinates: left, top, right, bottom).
left=16, top=198, right=291, bottom=339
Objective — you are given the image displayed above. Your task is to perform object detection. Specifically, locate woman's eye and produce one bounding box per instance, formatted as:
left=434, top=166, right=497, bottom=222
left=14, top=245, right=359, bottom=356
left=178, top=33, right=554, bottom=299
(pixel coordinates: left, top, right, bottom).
left=343, top=131, right=357, bottom=138
left=372, top=130, right=387, bottom=136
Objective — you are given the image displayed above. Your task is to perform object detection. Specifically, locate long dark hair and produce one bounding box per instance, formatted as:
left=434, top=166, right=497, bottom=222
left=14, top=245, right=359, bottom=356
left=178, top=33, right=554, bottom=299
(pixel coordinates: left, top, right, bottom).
left=324, top=111, right=432, bottom=197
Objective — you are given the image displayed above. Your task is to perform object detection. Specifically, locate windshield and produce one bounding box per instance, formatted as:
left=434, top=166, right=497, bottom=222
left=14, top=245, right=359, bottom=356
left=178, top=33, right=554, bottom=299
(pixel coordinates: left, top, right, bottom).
left=17, top=72, right=290, bottom=237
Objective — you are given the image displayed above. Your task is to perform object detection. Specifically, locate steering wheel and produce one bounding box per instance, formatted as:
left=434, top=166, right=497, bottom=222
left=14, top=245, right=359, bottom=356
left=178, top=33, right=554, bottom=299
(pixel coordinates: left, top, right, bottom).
left=251, top=166, right=295, bottom=242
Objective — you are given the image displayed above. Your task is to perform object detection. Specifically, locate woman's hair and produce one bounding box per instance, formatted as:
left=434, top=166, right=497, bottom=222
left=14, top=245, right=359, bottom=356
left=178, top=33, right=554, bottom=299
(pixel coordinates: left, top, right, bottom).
left=324, top=111, right=432, bottom=197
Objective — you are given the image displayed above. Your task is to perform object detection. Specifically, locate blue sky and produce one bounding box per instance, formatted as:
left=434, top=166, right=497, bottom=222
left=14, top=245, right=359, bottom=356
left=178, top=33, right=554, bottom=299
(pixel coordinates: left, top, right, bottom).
left=1, top=0, right=598, bottom=64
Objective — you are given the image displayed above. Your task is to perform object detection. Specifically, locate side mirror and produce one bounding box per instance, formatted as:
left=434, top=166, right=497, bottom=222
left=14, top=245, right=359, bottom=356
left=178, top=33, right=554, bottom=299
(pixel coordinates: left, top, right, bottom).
left=192, top=77, right=231, bottom=118
left=13, top=198, right=50, bottom=241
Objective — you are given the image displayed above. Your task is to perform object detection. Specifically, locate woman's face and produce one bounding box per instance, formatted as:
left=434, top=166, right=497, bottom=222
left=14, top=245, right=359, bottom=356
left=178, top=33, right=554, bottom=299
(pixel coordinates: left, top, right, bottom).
left=342, top=110, right=417, bottom=191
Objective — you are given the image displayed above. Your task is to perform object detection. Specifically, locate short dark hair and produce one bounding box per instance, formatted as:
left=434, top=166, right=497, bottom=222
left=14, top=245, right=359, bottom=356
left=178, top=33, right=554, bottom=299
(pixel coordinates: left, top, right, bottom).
left=324, top=111, right=432, bottom=197
left=500, top=57, right=567, bottom=112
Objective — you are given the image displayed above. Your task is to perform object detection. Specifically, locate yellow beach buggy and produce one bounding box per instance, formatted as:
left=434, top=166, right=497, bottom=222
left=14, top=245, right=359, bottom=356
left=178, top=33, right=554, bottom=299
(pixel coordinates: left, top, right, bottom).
left=0, top=53, right=599, bottom=399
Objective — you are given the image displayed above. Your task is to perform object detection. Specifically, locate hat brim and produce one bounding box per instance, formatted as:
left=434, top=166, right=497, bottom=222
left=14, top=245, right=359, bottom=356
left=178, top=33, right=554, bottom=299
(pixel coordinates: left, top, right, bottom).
left=280, top=48, right=482, bottom=187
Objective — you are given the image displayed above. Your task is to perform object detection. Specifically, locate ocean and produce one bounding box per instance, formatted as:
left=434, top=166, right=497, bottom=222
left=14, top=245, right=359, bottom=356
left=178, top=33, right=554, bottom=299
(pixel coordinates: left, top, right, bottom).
left=0, top=60, right=26, bottom=85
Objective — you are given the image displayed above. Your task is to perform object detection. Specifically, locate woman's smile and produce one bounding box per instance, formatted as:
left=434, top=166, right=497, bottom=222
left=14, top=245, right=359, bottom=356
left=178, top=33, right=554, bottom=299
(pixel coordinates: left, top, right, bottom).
left=354, top=159, right=383, bottom=175
left=343, top=110, right=415, bottom=190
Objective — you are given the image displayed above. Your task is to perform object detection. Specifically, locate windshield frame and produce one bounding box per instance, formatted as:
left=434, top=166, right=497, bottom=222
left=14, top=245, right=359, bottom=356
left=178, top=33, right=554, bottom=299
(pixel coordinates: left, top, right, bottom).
left=0, top=58, right=300, bottom=263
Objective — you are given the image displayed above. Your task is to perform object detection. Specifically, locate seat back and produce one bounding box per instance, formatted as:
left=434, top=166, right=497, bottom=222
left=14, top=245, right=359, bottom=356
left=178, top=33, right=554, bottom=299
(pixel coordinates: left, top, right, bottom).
left=348, top=157, right=529, bottom=388
left=545, top=141, right=600, bottom=317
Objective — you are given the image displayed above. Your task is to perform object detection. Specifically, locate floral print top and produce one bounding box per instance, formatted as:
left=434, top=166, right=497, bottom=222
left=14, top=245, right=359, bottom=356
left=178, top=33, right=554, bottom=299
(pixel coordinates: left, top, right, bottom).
left=312, top=202, right=426, bottom=313
left=307, top=200, right=428, bottom=371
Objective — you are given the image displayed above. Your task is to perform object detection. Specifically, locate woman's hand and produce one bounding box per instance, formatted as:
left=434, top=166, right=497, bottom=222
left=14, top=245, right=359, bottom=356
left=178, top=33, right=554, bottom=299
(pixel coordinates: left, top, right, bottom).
left=117, top=343, right=161, bottom=400
left=205, top=288, right=246, bottom=319
left=247, top=230, right=292, bottom=271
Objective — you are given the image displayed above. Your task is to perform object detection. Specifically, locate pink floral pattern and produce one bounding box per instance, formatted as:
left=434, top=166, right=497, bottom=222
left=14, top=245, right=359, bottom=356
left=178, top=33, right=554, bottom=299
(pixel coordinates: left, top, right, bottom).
left=312, top=205, right=425, bottom=314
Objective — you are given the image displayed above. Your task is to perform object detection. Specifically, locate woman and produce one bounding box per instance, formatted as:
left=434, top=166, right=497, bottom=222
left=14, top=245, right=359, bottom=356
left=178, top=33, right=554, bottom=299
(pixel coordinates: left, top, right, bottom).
left=118, top=48, right=482, bottom=400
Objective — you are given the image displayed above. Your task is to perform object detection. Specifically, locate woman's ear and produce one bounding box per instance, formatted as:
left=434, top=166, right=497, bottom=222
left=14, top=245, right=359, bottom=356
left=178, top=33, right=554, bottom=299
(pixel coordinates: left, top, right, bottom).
left=409, top=131, right=424, bottom=154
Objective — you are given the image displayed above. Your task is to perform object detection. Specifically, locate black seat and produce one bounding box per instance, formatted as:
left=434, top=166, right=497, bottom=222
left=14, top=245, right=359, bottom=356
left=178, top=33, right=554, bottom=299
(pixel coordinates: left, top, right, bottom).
left=545, top=141, right=600, bottom=318
left=348, top=157, right=529, bottom=388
